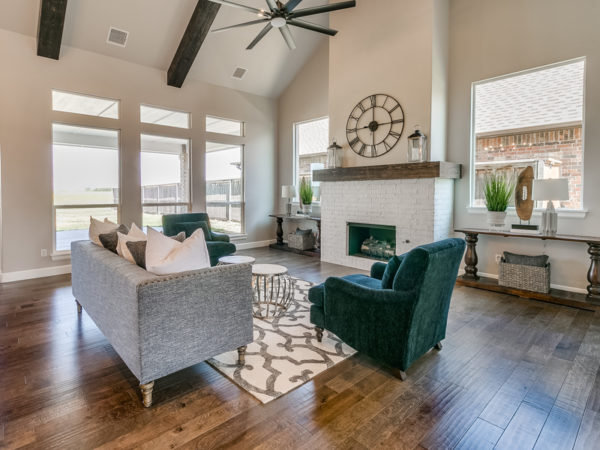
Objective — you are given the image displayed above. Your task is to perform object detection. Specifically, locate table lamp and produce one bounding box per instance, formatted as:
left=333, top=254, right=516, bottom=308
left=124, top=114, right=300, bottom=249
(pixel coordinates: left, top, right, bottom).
left=532, top=178, right=569, bottom=236
left=281, top=185, right=295, bottom=216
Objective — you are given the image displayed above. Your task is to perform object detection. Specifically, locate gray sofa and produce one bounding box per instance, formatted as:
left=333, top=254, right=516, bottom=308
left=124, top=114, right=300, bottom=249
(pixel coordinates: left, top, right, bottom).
left=71, top=241, right=253, bottom=407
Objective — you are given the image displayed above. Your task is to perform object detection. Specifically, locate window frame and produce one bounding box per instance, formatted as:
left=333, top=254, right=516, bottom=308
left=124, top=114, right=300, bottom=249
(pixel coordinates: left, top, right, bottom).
left=205, top=141, right=246, bottom=237
left=140, top=133, right=193, bottom=227
left=293, top=116, right=329, bottom=204
left=469, top=57, right=587, bottom=213
left=51, top=122, right=122, bottom=256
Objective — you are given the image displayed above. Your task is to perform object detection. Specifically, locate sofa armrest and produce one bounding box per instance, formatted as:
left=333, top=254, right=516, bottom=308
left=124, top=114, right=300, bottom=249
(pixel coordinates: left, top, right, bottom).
left=323, top=276, right=416, bottom=368
left=136, top=263, right=253, bottom=383
left=370, top=262, right=387, bottom=280
left=210, top=231, right=230, bottom=242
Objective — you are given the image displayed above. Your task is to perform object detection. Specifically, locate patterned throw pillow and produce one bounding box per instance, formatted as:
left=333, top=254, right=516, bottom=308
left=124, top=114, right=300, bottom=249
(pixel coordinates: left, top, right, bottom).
left=98, top=224, right=129, bottom=253
left=126, top=232, right=185, bottom=269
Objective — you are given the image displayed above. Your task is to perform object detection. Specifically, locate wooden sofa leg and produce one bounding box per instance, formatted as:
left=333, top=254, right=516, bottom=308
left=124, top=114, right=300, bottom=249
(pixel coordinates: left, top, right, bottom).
left=393, top=370, right=407, bottom=381
left=237, top=345, right=247, bottom=366
left=315, top=327, right=324, bottom=342
left=140, top=381, right=154, bottom=408
left=75, top=300, right=82, bottom=314
left=435, top=341, right=443, bottom=350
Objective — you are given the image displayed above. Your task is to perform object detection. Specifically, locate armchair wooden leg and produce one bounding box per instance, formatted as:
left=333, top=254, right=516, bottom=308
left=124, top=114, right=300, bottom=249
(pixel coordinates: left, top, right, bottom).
left=435, top=341, right=443, bottom=350
left=392, top=369, right=407, bottom=381
left=140, top=381, right=154, bottom=408
left=75, top=300, right=82, bottom=314
left=237, top=345, right=247, bottom=366
left=315, top=327, right=324, bottom=343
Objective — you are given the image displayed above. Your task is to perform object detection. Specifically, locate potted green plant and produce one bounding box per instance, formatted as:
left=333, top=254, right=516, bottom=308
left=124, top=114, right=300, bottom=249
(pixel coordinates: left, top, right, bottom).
left=483, top=172, right=515, bottom=229
left=299, top=177, right=313, bottom=214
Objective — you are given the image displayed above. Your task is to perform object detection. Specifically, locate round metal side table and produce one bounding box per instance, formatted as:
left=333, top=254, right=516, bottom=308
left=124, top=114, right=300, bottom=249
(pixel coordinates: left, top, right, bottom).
left=251, top=264, right=294, bottom=319
left=217, top=255, right=256, bottom=265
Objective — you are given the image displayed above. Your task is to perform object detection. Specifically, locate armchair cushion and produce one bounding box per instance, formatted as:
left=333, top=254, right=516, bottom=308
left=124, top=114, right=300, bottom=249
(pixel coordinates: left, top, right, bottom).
left=381, top=254, right=404, bottom=289
left=173, top=221, right=211, bottom=240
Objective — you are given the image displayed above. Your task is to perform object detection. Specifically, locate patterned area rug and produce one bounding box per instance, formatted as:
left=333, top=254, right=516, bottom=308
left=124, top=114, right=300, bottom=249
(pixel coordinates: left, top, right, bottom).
left=208, top=277, right=356, bottom=403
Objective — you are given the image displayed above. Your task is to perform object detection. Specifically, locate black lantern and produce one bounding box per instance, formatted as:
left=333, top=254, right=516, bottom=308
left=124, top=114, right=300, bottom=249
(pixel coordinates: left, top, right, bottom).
left=407, top=127, right=428, bottom=163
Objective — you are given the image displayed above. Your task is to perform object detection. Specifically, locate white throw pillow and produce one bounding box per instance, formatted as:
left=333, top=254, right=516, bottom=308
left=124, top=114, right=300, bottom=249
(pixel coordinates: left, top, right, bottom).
left=117, top=223, right=147, bottom=262
left=145, top=227, right=211, bottom=275
left=89, top=217, right=118, bottom=246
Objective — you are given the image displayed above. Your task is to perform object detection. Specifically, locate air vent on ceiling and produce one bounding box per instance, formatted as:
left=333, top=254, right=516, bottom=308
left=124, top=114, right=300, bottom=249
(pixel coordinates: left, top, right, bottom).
left=107, top=27, right=129, bottom=47
left=232, top=67, right=247, bottom=80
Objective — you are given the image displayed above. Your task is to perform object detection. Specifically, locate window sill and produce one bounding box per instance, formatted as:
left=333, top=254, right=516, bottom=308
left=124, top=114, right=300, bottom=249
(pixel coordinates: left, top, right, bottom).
left=51, top=251, right=71, bottom=261
left=466, top=206, right=588, bottom=219
left=229, top=234, right=248, bottom=242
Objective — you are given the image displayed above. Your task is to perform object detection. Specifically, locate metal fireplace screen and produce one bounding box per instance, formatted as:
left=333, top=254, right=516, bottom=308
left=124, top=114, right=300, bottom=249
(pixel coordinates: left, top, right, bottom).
left=347, top=222, right=396, bottom=261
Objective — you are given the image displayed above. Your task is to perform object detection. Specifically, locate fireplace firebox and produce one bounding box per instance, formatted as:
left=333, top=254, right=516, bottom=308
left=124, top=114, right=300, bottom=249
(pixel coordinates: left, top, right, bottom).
left=347, top=222, right=396, bottom=261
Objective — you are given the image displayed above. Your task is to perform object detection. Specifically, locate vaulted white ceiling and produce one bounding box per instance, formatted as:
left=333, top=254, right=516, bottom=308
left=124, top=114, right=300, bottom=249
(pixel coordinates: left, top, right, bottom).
left=0, top=0, right=330, bottom=97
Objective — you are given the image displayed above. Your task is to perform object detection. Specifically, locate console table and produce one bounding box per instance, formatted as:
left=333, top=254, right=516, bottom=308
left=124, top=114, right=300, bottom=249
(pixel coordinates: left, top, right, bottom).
left=268, top=214, right=321, bottom=258
left=455, top=228, right=600, bottom=311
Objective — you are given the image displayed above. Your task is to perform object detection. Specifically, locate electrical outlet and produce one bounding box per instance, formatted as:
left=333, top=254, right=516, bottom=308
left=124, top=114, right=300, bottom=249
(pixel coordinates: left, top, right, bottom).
left=495, top=254, right=502, bottom=264
left=41, top=249, right=48, bottom=257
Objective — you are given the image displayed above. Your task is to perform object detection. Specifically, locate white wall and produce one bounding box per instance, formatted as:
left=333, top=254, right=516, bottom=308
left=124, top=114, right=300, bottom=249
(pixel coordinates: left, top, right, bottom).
left=448, top=0, right=600, bottom=291
left=0, top=29, right=277, bottom=276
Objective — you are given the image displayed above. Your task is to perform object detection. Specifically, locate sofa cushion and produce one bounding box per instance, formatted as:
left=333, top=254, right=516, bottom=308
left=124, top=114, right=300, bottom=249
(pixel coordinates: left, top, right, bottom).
left=146, top=228, right=211, bottom=275
left=381, top=255, right=402, bottom=289
left=126, top=232, right=185, bottom=269
left=172, top=221, right=211, bottom=240
left=117, top=224, right=147, bottom=263
left=99, top=224, right=129, bottom=253
left=89, top=217, right=118, bottom=246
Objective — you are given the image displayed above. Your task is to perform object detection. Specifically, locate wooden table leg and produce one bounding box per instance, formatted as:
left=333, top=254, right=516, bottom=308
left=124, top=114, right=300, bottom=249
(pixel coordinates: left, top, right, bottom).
left=462, top=232, right=479, bottom=280
left=587, top=243, right=600, bottom=301
left=275, top=217, right=284, bottom=245
left=316, top=220, right=321, bottom=250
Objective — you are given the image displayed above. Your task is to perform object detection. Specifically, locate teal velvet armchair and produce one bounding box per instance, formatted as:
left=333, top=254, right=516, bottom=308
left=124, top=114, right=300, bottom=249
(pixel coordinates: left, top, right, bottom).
left=308, top=238, right=466, bottom=379
left=162, top=213, right=236, bottom=266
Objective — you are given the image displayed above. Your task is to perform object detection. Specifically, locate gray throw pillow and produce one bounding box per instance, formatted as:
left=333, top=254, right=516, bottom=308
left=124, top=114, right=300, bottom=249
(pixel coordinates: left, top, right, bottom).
left=99, top=224, right=129, bottom=254
left=127, top=232, right=185, bottom=269
left=503, top=251, right=549, bottom=267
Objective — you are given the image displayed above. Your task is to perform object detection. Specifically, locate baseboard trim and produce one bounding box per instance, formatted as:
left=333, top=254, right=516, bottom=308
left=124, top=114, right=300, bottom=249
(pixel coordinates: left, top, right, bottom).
left=457, top=269, right=588, bottom=295
left=0, top=264, right=72, bottom=283
left=235, top=239, right=276, bottom=250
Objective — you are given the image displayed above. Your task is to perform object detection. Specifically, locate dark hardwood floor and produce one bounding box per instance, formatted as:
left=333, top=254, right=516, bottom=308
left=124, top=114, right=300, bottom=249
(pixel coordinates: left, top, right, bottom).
left=2, top=247, right=600, bottom=449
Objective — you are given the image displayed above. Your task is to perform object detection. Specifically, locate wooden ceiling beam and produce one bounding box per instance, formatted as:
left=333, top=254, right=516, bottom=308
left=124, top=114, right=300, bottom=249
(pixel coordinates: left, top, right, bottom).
left=37, top=0, right=68, bottom=60
left=167, top=0, right=221, bottom=88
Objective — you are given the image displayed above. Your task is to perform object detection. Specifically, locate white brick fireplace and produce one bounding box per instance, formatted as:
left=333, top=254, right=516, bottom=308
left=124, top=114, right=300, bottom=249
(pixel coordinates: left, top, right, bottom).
left=317, top=164, right=459, bottom=271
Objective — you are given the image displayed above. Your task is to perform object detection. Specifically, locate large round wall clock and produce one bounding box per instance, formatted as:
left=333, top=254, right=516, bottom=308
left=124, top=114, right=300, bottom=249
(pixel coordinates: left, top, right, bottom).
left=346, top=94, right=405, bottom=158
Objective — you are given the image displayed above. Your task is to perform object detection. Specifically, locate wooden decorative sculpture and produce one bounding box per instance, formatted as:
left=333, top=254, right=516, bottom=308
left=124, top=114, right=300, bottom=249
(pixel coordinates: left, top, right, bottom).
left=513, top=166, right=537, bottom=230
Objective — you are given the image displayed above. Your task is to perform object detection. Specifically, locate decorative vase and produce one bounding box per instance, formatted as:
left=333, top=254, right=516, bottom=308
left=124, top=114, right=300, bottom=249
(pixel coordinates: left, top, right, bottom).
left=487, top=211, right=507, bottom=230
left=301, top=204, right=312, bottom=215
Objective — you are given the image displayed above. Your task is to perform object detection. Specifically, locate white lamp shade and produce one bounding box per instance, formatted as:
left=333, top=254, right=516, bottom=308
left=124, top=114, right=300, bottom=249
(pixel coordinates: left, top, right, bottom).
left=281, top=185, right=295, bottom=198
left=532, top=179, right=569, bottom=201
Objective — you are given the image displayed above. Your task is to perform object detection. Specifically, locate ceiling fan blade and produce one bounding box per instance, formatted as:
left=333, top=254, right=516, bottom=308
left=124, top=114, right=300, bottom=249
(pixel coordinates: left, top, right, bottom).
left=288, top=0, right=356, bottom=19
left=209, top=0, right=266, bottom=16
left=279, top=25, right=297, bottom=50
left=247, top=23, right=273, bottom=49
left=284, top=0, right=303, bottom=12
left=265, top=0, right=278, bottom=11
left=286, top=19, right=337, bottom=36
left=212, top=19, right=269, bottom=33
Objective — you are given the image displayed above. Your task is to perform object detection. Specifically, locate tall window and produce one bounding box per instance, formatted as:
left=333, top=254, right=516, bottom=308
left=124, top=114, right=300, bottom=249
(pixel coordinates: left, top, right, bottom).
left=472, top=58, right=585, bottom=210
left=141, top=134, right=191, bottom=228
left=206, top=142, right=244, bottom=235
left=52, top=124, right=119, bottom=252
left=294, top=117, right=329, bottom=202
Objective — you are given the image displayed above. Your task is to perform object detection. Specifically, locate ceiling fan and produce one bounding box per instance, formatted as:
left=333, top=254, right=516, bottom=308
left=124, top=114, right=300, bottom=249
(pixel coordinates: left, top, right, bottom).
left=209, top=0, right=356, bottom=50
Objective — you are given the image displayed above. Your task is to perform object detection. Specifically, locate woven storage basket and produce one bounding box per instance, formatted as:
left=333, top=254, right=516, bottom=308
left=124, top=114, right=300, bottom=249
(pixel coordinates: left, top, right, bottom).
left=498, top=259, right=550, bottom=293
left=288, top=232, right=315, bottom=251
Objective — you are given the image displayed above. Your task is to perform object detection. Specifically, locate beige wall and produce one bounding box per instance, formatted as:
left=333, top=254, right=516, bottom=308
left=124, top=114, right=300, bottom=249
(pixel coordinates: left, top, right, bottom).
left=0, top=29, right=277, bottom=276
left=328, top=0, right=449, bottom=167
left=448, top=0, right=600, bottom=290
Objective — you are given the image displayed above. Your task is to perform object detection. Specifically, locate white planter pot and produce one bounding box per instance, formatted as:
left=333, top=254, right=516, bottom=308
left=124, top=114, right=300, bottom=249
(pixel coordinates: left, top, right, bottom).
left=301, top=204, right=312, bottom=215
left=487, top=211, right=507, bottom=230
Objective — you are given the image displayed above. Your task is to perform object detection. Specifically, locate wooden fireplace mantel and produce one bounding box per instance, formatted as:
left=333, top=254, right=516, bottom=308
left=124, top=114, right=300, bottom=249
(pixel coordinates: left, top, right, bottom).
left=312, top=161, right=461, bottom=182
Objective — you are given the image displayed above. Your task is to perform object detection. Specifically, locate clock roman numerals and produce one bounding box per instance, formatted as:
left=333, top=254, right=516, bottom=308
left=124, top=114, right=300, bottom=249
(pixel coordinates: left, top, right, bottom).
left=346, top=94, right=404, bottom=158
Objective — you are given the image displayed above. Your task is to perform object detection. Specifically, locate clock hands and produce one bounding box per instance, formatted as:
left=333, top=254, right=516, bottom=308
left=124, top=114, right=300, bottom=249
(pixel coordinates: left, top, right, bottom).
left=348, top=118, right=404, bottom=132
